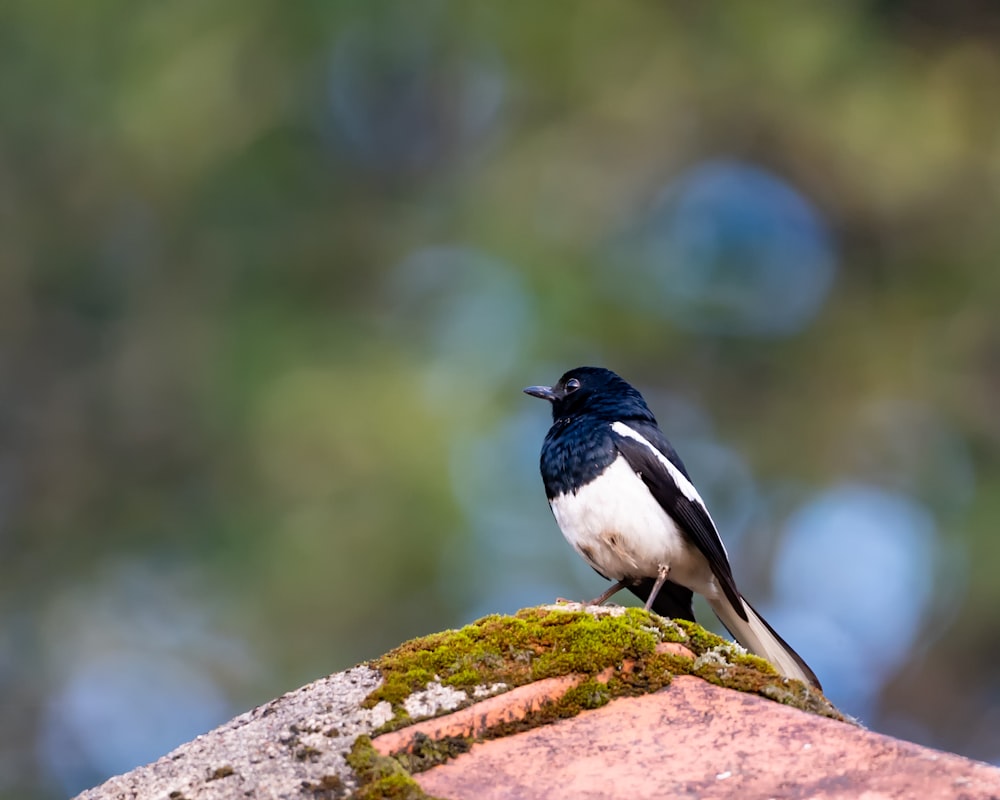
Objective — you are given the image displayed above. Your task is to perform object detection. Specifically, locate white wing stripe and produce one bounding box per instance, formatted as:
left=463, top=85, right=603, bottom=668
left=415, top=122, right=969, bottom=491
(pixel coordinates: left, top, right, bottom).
left=610, top=421, right=728, bottom=558
left=610, top=422, right=702, bottom=503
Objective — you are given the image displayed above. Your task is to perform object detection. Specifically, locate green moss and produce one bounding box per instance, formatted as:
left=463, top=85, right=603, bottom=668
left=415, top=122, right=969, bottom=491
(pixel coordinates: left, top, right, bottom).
left=347, top=736, right=443, bottom=800
left=531, top=610, right=660, bottom=678
left=761, top=681, right=843, bottom=717
left=366, top=606, right=671, bottom=723
left=672, top=618, right=728, bottom=651
left=730, top=652, right=780, bottom=676
left=395, top=732, right=473, bottom=773
left=441, top=668, right=481, bottom=688
left=364, top=605, right=844, bottom=749
left=615, top=652, right=678, bottom=695
left=559, top=677, right=612, bottom=711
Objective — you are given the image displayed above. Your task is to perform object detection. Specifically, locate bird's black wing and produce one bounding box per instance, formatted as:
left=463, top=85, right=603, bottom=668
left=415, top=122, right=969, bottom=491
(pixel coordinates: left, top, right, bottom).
left=611, top=421, right=746, bottom=620
left=582, top=562, right=694, bottom=621
left=627, top=576, right=695, bottom=622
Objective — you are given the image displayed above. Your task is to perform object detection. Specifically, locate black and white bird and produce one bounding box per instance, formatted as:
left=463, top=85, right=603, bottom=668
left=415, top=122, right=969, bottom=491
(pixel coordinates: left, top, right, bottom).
left=525, top=366, right=820, bottom=689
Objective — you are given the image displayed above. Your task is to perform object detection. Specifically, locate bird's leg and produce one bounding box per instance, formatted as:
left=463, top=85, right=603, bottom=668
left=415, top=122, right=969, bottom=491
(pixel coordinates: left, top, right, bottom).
left=643, top=564, right=671, bottom=611
left=586, top=578, right=630, bottom=606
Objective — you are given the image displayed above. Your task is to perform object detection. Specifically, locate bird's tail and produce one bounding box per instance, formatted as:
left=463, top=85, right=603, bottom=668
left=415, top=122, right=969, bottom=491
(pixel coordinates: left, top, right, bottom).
left=708, top=594, right=821, bottom=690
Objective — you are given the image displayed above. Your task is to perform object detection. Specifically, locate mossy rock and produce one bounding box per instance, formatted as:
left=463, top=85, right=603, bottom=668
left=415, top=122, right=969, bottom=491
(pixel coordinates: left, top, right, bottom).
left=348, top=604, right=843, bottom=796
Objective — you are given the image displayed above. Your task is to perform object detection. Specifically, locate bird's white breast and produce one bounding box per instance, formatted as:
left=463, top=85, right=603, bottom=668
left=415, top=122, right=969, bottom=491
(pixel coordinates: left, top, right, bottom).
left=548, top=456, right=717, bottom=596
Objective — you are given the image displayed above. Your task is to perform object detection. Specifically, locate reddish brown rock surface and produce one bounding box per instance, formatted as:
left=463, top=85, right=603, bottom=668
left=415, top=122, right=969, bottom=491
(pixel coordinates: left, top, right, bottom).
left=73, top=607, right=1000, bottom=800
left=405, top=676, right=1000, bottom=799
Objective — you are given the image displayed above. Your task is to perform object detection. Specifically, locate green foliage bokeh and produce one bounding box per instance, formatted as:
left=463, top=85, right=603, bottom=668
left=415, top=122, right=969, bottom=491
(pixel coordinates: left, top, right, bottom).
left=3, top=2, right=1000, bottom=796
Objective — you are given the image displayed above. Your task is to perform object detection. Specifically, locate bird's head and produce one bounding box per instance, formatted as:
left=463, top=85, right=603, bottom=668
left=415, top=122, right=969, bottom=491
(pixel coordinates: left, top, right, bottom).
left=524, top=366, right=655, bottom=423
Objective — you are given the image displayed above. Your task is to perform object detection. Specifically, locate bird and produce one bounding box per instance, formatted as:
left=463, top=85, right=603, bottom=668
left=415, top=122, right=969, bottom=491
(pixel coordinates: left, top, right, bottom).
left=524, top=366, right=820, bottom=689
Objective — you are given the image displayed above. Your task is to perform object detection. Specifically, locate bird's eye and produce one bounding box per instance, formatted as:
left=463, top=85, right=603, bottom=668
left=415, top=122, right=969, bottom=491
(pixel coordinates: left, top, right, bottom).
left=565, top=378, right=581, bottom=392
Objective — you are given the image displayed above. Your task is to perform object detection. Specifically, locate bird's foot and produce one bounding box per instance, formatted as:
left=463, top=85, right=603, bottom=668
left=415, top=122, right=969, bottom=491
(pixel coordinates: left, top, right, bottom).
left=642, top=564, right=671, bottom=611
left=585, top=578, right=630, bottom=607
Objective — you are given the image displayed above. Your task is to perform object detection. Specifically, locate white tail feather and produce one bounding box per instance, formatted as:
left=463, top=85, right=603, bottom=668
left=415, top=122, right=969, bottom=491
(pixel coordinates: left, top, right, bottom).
left=708, top=595, right=820, bottom=688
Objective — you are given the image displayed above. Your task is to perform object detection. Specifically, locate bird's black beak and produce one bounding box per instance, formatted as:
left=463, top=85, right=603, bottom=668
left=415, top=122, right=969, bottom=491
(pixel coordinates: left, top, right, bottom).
left=524, top=385, right=557, bottom=402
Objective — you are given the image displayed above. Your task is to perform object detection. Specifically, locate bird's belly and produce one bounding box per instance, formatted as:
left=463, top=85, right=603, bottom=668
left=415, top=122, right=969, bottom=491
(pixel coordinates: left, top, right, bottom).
left=548, top=457, right=716, bottom=595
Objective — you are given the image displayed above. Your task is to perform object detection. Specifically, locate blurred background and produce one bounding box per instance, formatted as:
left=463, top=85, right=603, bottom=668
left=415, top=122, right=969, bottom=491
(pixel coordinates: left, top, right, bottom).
left=3, top=1, right=1000, bottom=796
